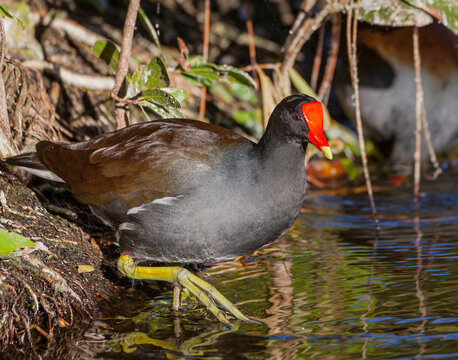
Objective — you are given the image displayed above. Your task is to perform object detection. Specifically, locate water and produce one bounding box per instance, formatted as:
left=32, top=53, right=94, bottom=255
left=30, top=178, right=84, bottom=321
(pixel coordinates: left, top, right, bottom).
left=75, top=178, right=458, bottom=359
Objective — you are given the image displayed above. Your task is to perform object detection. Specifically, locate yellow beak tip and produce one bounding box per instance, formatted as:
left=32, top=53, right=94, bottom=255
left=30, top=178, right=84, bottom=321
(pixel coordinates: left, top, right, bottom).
left=320, top=146, right=333, bottom=160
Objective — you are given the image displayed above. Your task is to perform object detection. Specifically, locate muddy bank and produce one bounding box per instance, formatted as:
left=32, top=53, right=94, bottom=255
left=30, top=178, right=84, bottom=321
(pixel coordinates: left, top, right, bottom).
left=0, top=168, right=123, bottom=357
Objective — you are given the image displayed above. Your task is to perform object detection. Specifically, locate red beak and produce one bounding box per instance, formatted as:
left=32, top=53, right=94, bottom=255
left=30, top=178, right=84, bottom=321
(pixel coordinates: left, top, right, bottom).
left=301, top=102, right=332, bottom=160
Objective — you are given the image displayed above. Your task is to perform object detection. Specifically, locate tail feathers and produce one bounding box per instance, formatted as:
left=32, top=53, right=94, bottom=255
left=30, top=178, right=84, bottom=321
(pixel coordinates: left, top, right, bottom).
left=3, top=152, right=45, bottom=169
left=3, top=152, right=65, bottom=182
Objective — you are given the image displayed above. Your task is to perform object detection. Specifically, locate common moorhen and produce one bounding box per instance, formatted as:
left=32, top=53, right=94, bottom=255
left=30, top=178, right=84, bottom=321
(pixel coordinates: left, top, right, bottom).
left=4, top=94, right=332, bottom=323
left=335, top=24, right=458, bottom=176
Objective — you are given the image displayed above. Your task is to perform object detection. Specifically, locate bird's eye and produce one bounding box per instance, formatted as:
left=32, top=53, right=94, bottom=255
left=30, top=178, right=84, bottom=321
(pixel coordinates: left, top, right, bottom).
left=292, top=113, right=301, bottom=122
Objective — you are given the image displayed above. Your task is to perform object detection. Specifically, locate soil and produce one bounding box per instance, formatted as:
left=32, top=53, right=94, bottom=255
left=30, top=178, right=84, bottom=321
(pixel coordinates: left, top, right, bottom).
left=0, top=167, right=125, bottom=356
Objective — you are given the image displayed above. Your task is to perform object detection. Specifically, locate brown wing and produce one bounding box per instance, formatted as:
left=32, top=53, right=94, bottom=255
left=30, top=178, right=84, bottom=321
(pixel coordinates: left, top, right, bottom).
left=37, top=119, right=250, bottom=208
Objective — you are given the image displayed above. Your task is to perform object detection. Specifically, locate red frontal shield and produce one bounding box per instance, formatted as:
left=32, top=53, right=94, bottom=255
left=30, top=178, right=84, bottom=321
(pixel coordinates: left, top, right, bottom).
left=301, top=101, right=332, bottom=160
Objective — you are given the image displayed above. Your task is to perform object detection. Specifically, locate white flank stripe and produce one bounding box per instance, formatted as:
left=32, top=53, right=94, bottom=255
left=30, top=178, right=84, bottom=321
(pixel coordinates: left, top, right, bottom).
left=127, top=203, right=148, bottom=215
left=18, top=167, right=65, bottom=182
left=151, top=195, right=184, bottom=206
left=119, top=222, right=136, bottom=231
left=126, top=195, right=185, bottom=216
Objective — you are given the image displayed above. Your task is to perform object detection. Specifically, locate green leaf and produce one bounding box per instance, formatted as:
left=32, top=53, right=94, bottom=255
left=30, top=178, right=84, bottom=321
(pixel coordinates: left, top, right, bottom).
left=0, top=228, right=35, bottom=256
left=0, top=5, right=25, bottom=29
left=145, top=57, right=170, bottom=88
left=140, top=103, right=183, bottom=119
left=139, top=89, right=183, bottom=119
left=343, top=0, right=433, bottom=27
left=126, top=57, right=170, bottom=98
left=188, top=55, right=205, bottom=67
left=160, top=87, right=188, bottom=103
left=140, top=89, right=180, bottom=108
left=403, top=0, right=457, bottom=34
left=91, top=40, right=120, bottom=73
left=228, top=83, right=258, bottom=104
left=182, top=62, right=256, bottom=88
left=217, top=64, right=257, bottom=88
left=234, top=110, right=263, bottom=136
left=182, top=65, right=221, bottom=86
left=256, top=65, right=275, bottom=129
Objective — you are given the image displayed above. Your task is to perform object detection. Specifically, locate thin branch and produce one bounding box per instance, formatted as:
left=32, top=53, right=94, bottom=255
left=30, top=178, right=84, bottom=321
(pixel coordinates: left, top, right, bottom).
left=111, top=0, right=141, bottom=129
left=243, top=0, right=259, bottom=85
left=346, top=0, right=354, bottom=81
left=23, top=60, right=115, bottom=90
left=347, top=0, right=378, bottom=219
left=241, top=63, right=279, bottom=72
left=290, top=0, right=318, bottom=35
left=280, top=0, right=347, bottom=92
left=322, top=84, right=331, bottom=105
left=39, top=15, right=106, bottom=47
left=413, top=27, right=423, bottom=200
left=421, top=103, right=442, bottom=180
left=281, top=4, right=333, bottom=75
left=111, top=92, right=139, bottom=104
left=311, top=23, right=325, bottom=91
left=0, top=18, right=5, bottom=73
left=317, top=13, right=341, bottom=102
left=0, top=16, right=11, bottom=141
left=199, top=0, right=211, bottom=122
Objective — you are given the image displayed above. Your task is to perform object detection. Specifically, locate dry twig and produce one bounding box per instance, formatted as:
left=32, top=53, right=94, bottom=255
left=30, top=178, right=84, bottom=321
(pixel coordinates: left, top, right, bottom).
left=199, top=0, right=211, bottom=122
left=289, top=0, right=318, bottom=35
left=346, top=0, right=354, bottom=80
left=311, top=24, right=325, bottom=91
left=0, top=16, right=11, bottom=141
left=280, top=0, right=347, bottom=92
left=421, top=104, right=442, bottom=180
left=38, top=15, right=106, bottom=47
left=347, top=0, right=378, bottom=219
left=241, top=63, right=279, bottom=72
left=243, top=0, right=259, bottom=85
left=317, top=14, right=341, bottom=103
left=112, top=0, right=140, bottom=129
left=412, top=27, right=422, bottom=200
left=22, top=60, right=115, bottom=90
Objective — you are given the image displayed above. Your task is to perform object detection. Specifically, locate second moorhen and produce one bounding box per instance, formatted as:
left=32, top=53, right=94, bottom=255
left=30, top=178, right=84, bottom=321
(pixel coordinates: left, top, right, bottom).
left=4, top=94, right=332, bottom=323
left=336, top=24, right=457, bottom=176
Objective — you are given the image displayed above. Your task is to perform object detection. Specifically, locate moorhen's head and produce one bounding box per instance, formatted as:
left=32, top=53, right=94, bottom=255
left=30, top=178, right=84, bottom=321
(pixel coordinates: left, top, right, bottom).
left=266, top=94, right=332, bottom=159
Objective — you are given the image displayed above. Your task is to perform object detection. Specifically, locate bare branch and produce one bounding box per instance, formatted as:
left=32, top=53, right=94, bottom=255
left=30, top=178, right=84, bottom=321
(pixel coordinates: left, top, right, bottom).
left=0, top=16, right=11, bottom=141
left=347, top=0, right=378, bottom=219
left=346, top=0, right=354, bottom=81
left=421, top=103, right=442, bottom=180
left=413, top=27, right=422, bottom=200
left=199, top=0, right=211, bottom=122
left=241, top=63, right=279, bottom=72
left=317, top=14, right=341, bottom=103
left=112, top=0, right=141, bottom=129
left=290, top=0, right=318, bottom=35
left=311, top=24, right=325, bottom=91
left=23, top=60, right=115, bottom=90
left=280, top=0, right=347, bottom=92
left=243, top=0, right=259, bottom=85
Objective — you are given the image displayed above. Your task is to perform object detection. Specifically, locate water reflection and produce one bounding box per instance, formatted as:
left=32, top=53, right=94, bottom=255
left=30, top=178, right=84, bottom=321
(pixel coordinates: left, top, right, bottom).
left=76, top=180, right=458, bottom=359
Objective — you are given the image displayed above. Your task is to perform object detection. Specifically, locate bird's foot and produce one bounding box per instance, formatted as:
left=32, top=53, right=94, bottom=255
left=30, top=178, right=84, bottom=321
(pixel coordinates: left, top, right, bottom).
left=117, top=254, right=253, bottom=324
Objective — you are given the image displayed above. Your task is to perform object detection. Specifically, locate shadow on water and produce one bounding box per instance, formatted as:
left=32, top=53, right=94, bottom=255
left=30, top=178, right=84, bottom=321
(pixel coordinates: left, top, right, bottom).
left=73, top=175, right=458, bottom=359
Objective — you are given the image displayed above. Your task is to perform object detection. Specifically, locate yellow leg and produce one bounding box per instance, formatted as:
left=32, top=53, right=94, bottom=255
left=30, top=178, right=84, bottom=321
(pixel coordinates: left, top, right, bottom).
left=117, top=254, right=253, bottom=324
left=172, top=285, right=181, bottom=311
